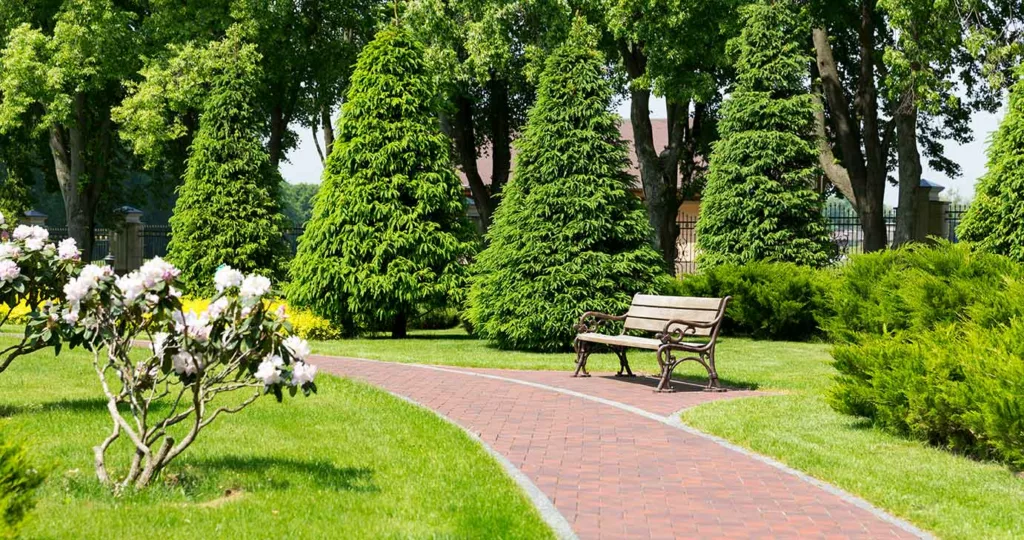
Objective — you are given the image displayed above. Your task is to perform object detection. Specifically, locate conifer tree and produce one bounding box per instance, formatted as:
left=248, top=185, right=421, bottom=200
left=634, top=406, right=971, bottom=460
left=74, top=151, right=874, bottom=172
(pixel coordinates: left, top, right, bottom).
left=167, top=32, right=287, bottom=292
left=288, top=25, right=475, bottom=338
left=467, top=19, right=664, bottom=352
left=695, top=0, right=833, bottom=268
left=958, top=73, right=1024, bottom=261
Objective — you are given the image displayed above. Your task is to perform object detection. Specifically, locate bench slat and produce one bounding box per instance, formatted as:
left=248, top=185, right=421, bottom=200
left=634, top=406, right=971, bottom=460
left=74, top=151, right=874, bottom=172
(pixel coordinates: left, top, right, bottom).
left=624, top=316, right=713, bottom=335
left=625, top=306, right=719, bottom=323
left=632, top=294, right=724, bottom=310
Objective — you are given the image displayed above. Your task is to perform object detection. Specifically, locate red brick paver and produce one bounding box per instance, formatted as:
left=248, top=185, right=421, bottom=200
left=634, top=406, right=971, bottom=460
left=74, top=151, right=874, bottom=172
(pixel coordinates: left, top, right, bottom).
left=314, top=356, right=924, bottom=539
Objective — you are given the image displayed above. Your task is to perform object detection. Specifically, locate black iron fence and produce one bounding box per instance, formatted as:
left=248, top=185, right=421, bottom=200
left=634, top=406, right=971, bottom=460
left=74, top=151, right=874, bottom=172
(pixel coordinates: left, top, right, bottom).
left=676, top=202, right=972, bottom=274
left=45, top=226, right=111, bottom=262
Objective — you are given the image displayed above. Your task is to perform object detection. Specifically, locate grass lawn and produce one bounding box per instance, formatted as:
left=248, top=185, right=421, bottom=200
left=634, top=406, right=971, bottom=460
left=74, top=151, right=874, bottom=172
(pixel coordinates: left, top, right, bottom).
left=316, top=328, right=1024, bottom=539
left=0, top=337, right=553, bottom=539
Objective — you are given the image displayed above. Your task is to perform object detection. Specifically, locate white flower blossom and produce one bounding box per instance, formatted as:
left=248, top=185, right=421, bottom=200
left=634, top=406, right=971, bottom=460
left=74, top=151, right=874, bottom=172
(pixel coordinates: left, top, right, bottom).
left=291, top=362, right=317, bottom=387
left=214, top=266, right=244, bottom=292
left=172, top=351, right=199, bottom=375
left=139, top=257, right=178, bottom=287
left=169, top=286, right=182, bottom=298
left=152, top=332, right=170, bottom=357
left=239, top=274, right=271, bottom=300
left=0, top=243, right=21, bottom=261
left=62, top=309, right=79, bottom=324
left=205, top=297, right=230, bottom=320
left=23, top=237, right=44, bottom=252
left=0, top=211, right=4, bottom=226
left=254, top=358, right=283, bottom=386
left=57, top=238, right=80, bottom=261
left=0, top=260, right=20, bottom=282
left=116, top=274, right=147, bottom=303
left=12, top=225, right=47, bottom=242
left=283, top=336, right=311, bottom=361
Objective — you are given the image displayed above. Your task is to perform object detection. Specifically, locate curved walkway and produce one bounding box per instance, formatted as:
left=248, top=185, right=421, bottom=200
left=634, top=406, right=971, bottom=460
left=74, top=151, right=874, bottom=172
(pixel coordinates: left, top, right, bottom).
left=314, top=355, right=929, bottom=539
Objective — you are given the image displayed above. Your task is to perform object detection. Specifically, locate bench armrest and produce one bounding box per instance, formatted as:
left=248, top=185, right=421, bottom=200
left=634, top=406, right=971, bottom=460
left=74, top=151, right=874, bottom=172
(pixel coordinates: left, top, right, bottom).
left=657, top=318, right=716, bottom=344
left=575, top=311, right=626, bottom=334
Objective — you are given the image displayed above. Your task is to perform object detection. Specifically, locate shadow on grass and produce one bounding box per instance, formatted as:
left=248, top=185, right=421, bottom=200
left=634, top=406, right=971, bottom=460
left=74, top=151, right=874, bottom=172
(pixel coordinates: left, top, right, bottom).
left=0, top=397, right=109, bottom=417
left=598, top=373, right=759, bottom=391
left=182, top=455, right=378, bottom=493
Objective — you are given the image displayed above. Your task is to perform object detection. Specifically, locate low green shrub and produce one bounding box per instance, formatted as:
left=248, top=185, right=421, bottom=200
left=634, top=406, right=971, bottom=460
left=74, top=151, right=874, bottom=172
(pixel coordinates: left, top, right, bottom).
left=824, top=241, right=1023, bottom=343
left=0, top=433, right=45, bottom=538
left=670, top=261, right=829, bottom=341
left=830, top=319, right=1024, bottom=468
left=828, top=242, right=1024, bottom=468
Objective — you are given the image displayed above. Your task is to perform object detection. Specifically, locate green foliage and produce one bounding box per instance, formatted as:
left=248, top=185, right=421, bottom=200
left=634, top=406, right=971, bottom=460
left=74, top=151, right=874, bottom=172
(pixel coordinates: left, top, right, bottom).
left=288, top=26, right=475, bottom=336
left=167, top=30, right=287, bottom=294
left=669, top=262, right=829, bottom=341
left=830, top=319, right=1024, bottom=469
left=828, top=242, right=1024, bottom=467
left=824, top=241, right=1023, bottom=343
left=279, top=182, right=318, bottom=227
left=958, top=71, right=1024, bottom=261
left=695, top=0, right=833, bottom=268
left=467, top=20, right=665, bottom=352
left=0, top=432, right=45, bottom=538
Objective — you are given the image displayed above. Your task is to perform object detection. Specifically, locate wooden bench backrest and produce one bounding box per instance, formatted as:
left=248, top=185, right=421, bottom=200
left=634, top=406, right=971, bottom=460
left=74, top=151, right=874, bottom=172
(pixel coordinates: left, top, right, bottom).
left=623, top=294, right=726, bottom=337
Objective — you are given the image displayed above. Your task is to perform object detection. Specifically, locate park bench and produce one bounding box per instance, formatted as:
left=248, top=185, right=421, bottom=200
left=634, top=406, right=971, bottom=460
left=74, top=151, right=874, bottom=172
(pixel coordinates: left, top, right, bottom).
left=572, top=294, right=730, bottom=392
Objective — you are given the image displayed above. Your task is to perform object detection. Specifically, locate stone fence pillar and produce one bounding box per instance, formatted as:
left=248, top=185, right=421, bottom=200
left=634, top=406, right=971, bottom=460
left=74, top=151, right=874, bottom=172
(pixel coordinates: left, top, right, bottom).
left=111, top=206, right=144, bottom=274
left=22, top=210, right=47, bottom=227
left=914, top=180, right=948, bottom=242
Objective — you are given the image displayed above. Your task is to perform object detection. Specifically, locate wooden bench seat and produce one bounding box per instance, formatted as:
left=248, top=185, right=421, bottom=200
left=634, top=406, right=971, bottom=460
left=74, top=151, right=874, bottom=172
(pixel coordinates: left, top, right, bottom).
left=572, top=294, right=730, bottom=392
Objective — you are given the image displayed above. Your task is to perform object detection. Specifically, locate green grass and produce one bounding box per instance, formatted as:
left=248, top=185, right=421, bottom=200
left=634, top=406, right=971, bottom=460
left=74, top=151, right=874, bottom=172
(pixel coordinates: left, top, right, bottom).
left=0, top=338, right=553, bottom=539
left=317, top=328, right=1024, bottom=539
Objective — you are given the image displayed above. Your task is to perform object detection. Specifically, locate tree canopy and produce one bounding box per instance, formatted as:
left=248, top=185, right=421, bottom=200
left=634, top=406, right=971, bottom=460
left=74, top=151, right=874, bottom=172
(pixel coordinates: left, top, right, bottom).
left=288, top=25, right=475, bottom=338
left=468, top=19, right=664, bottom=352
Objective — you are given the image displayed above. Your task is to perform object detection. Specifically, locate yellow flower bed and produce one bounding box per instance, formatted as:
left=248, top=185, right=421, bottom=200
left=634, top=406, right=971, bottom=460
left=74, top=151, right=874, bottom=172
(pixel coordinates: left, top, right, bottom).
left=0, top=301, right=34, bottom=325
left=181, top=297, right=341, bottom=341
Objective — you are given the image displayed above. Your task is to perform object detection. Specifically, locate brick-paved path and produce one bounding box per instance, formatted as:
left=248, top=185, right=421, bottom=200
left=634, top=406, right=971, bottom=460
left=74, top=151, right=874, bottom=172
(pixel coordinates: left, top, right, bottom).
left=314, top=355, right=927, bottom=539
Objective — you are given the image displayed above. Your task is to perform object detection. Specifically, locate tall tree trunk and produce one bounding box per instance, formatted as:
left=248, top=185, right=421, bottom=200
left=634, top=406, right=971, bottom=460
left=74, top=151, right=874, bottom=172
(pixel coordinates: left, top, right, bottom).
left=49, top=95, right=96, bottom=258
left=629, top=87, right=681, bottom=270
left=487, top=75, right=512, bottom=196
left=321, top=104, right=335, bottom=159
left=269, top=105, right=286, bottom=168
left=447, top=92, right=493, bottom=230
left=894, top=100, right=922, bottom=246
left=812, top=24, right=888, bottom=252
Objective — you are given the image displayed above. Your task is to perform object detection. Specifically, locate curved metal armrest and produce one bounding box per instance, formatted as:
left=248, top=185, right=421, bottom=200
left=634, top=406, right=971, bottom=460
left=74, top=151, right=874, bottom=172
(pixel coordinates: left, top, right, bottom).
left=657, top=318, right=716, bottom=345
left=576, top=311, right=626, bottom=334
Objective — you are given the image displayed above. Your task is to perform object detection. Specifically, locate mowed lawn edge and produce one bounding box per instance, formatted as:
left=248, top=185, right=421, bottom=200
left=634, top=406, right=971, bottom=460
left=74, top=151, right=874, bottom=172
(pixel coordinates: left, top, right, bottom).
left=0, top=338, right=554, bottom=539
left=315, top=328, right=1024, bottom=539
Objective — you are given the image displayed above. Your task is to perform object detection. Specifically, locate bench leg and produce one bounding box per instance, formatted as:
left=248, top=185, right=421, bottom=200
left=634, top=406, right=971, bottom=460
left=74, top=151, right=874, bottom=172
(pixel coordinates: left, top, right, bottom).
left=613, top=347, right=634, bottom=377
left=572, top=340, right=592, bottom=378
left=703, top=350, right=725, bottom=392
left=655, top=349, right=675, bottom=393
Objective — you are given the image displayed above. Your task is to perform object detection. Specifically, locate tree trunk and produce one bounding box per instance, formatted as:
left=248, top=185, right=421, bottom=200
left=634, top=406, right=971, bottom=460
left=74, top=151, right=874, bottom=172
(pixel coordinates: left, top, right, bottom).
left=894, top=101, right=922, bottom=246
left=629, top=87, right=680, bottom=270
left=488, top=75, right=512, bottom=196
left=269, top=105, right=286, bottom=168
left=448, top=92, right=493, bottom=230
left=49, top=95, right=98, bottom=259
left=391, top=311, right=407, bottom=339
left=321, top=104, right=335, bottom=159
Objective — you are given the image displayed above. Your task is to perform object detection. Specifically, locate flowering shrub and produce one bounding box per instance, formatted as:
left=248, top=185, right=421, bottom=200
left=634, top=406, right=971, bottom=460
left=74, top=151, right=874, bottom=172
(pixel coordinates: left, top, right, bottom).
left=61, top=261, right=318, bottom=490
left=181, top=297, right=343, bottom=341
left=0, top=211, right=81, bottom=374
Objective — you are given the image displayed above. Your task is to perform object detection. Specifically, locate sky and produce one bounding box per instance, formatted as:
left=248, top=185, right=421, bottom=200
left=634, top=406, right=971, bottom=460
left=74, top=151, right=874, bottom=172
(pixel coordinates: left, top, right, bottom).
left=278, top=96, right=1004, bottom=205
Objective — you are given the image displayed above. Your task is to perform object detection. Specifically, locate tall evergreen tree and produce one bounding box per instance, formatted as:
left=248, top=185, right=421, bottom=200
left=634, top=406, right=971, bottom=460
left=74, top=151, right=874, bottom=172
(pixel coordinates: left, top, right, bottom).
left=288, top=25, right=475, bottom=338
left=467, top=19, right=664, bottom=352
left=958, top=72, right=1024, bottom=261
left=695, top=0, right=833, bottom=268
left=167, top=31, right=287, bottom=293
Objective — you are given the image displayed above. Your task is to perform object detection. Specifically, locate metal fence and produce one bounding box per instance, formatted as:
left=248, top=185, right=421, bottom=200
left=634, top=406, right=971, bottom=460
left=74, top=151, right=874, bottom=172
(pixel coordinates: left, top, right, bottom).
left=45, top=226, right=111, bottom=262
left=676, top=202, right=972, bottom=275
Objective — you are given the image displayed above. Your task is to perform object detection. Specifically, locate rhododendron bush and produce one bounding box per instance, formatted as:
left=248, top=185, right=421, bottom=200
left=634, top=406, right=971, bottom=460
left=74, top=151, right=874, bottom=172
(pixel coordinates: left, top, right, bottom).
left=0, top=211, right=81, bottom=373
left=63, top=261, right=318, bottom=490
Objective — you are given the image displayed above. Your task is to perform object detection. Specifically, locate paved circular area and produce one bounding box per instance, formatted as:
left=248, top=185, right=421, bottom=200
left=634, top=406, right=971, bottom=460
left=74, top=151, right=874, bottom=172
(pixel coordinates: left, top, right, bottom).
left=314, top=355, right=928, bottom=539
